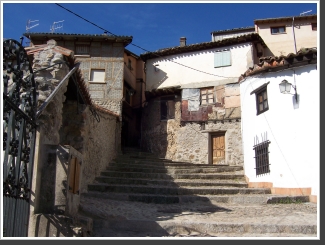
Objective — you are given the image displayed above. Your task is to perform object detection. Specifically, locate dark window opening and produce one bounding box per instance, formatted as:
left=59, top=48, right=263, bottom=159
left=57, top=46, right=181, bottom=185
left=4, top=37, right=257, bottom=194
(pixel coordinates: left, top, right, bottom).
left=75, top=44, right=90, bottom=55
left=253, top=140, right=271, bottom=176
left=311, top=23, right=317, bottom=31
left=250, top=82, right=270, bottom=115
left=160, top=96, right=175, bottom=120
left=271, top=26, right=286, bottom=34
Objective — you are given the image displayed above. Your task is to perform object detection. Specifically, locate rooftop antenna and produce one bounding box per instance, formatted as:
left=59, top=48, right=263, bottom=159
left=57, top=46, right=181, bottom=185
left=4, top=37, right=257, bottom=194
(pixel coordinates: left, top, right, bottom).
left=26, top=19, right=39, bottom=32
left=50, top=20, right=64, bottom=33
left=300, top=10, right=312, bottom=16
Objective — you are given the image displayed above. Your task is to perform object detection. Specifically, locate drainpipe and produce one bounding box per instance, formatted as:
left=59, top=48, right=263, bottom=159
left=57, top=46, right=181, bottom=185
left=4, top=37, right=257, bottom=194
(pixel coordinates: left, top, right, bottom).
left=292, top=17, right=297, bottom=54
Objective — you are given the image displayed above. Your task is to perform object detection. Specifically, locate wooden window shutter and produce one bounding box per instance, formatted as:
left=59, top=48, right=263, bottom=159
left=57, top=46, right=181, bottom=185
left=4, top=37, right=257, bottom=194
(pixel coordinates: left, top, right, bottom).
left=69, top=156, right=81, bottom=194
left=214, top=50, right=231, bottom=68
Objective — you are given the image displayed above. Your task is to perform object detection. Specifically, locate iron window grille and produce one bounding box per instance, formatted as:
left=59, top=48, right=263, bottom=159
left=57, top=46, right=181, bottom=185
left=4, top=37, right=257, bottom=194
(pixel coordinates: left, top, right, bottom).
left=75, top=44, right=90, bottom=55
left=253, top=140, right=271, bottom=176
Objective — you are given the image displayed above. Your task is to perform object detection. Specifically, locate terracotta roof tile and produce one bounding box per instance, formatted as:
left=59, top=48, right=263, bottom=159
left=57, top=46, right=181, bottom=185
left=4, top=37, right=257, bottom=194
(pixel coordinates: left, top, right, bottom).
left=140, top=33, right=266, bottom=61
left=238, top=48, right=317, bottom=82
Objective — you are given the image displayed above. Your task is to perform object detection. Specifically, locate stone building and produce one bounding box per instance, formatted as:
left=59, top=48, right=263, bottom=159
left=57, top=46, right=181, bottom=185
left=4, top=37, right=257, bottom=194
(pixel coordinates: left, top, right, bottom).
left=140, top=33, right=266, bottom=165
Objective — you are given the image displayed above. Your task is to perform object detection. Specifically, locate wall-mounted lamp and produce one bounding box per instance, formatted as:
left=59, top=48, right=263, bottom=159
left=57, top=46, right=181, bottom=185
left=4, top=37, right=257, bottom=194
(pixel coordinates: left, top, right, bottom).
left=279, top=79, right=298, bottom=102
left=154, top=64, right=159, bottom=72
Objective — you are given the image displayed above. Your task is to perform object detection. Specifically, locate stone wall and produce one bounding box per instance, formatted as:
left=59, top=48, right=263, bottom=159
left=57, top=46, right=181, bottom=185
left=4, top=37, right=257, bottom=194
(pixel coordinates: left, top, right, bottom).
left=76, top=44, right=125, bottom=116
left=141, top=97, right=243, bottom=165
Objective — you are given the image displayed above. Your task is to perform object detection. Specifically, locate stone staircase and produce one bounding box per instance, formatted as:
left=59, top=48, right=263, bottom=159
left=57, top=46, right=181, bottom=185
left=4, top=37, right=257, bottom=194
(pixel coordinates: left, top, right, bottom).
left=77, top=147, right=316, bottom=237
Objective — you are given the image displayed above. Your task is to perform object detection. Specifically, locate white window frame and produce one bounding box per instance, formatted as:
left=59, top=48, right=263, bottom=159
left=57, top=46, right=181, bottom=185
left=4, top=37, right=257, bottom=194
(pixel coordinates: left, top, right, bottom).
left=89, top=69, right=105, bottom=83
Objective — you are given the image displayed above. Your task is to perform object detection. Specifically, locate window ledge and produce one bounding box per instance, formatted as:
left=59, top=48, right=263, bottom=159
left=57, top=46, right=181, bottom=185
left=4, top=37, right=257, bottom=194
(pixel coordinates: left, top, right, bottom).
left=271, top=32, right=287, bottom=35
left=75, top=55, right=91, bottom=58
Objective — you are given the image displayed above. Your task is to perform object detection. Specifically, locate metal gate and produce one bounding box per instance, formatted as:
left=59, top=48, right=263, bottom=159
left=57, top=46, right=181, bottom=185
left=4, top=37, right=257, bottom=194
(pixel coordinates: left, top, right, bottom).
left=3, top=38, right=38, bottom=237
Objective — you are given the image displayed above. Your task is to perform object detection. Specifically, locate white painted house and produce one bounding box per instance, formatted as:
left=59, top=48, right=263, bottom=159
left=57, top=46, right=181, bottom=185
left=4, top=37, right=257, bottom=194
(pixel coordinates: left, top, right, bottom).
left=139, top=33, right=267, bottom=165
left=238, top=48, right=318, bottom=203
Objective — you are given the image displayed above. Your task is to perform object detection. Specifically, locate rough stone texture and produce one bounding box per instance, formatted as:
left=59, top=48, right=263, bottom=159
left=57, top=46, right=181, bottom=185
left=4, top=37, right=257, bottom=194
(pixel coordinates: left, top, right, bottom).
left=141, top=99, right=243, bottom=165
left=59, top=100, right=120, bottom=194
left=33, top=40, right=70, bottom=144
left=75, top=45, right=125, bottom=115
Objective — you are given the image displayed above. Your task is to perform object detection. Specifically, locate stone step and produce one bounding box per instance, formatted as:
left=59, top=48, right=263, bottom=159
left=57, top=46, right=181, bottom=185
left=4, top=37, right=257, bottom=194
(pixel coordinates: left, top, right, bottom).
left=78, top=196, right=316, bottom=237
left=87, top=183, right=271, bottom=196
left=82, top=191, right=310, bottom=205
left=105, top=165, right=243, bottom=174
left=99, top=170, right=245, bottom=180
left=95, top=176, right=248, bottom=188
left=107, top=162, right=243, bottom=172
left=90, top=219, right=317, bottom=237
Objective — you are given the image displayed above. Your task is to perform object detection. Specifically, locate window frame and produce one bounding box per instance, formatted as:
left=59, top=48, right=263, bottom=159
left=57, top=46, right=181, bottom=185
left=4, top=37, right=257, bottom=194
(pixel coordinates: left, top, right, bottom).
left=253, top=140, right=271, bottom=176
left=250, top=82, right=270, bottom=115
left=200, top=87, right=215, bottom=106
left=89, top=69, right=106, bottom=83
left=270, top=26, right=286, bottom=34
left=160, top=95, right=175, bottom=121
left=214, top=49, right=231, bottom=68
left=75, top=44, right=90, bottom=55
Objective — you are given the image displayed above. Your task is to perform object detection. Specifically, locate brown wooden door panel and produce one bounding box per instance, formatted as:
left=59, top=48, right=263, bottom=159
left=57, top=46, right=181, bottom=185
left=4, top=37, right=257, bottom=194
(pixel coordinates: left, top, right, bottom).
left=212, top=135, right=225, bottom=164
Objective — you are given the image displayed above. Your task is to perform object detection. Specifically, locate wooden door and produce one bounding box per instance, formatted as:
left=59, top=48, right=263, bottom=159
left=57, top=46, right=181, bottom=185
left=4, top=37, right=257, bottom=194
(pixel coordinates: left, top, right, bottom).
left=212, top=134, right=225, bottom=164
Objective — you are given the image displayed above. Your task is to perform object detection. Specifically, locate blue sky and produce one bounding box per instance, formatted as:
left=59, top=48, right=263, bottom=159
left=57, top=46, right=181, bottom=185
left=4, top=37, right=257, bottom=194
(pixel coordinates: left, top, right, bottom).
left=2, top=1, right=318, bottom=56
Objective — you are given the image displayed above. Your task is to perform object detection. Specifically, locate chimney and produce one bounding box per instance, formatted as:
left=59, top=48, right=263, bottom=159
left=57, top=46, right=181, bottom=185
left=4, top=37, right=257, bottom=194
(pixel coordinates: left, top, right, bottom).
left=180, top=37, right=186, bottom=47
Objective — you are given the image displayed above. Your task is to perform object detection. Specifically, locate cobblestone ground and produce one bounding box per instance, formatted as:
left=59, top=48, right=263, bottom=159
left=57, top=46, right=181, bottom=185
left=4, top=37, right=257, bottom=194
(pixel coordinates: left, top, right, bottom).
left=80, top=196, right=318, bottom=238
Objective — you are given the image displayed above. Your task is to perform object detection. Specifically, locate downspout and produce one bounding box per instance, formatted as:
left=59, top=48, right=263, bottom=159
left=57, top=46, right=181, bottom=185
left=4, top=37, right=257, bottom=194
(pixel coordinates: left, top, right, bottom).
left=292, top=17, right=297, bottom=54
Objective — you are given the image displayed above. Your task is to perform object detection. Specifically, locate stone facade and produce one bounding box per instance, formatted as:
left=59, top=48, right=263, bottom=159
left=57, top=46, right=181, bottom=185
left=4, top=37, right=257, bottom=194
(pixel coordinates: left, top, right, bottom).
left=141, top=95, right=243, bottom=165
left=28, top=40, right=121, bottom=236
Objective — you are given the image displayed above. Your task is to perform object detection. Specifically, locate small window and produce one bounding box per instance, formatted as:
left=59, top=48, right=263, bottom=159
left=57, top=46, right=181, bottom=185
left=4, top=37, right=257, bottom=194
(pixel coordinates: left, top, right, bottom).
left=75, top=44, right=90, bottom=55
left=90, top=69, right=105, bottom=83
left=160, top=96, right=175, bottom=120
left=271, top=26, right=286, bottom=34
left=201, top=87, right=214, bottom=105
left=311, top=23, right=317, bottom=31
left=256, top=90, right=268, bottom=114
left=214, top=50, right=231, bottom=68
left=253, top=139, right=271, bottom=176
left=250, top=82, right=270, bottom=115
left=128, top=59, right=133, bottom=70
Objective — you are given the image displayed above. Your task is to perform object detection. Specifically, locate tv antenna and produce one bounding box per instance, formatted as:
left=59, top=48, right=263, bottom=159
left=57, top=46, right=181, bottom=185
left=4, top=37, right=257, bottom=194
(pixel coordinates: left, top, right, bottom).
left=50, top=20, right=64, bottom=33
left=300, top=10, right=312, bottom=16
left=26, top=19, right=39, bottom=32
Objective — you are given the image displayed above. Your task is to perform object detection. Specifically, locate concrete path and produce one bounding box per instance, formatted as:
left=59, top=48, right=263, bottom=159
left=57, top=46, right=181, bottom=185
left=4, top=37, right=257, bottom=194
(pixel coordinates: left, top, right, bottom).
left=79, top=195, right=318, bottom=238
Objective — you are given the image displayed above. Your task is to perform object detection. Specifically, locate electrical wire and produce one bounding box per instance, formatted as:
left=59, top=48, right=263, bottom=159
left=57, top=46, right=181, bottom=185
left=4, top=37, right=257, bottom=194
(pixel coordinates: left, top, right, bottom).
left=55, top=3, right=239, bottom=79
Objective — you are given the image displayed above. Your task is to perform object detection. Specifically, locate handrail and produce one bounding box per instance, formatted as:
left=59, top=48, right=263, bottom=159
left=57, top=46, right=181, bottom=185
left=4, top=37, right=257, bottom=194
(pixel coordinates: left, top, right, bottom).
left=36, top=65, right=78, bottom=119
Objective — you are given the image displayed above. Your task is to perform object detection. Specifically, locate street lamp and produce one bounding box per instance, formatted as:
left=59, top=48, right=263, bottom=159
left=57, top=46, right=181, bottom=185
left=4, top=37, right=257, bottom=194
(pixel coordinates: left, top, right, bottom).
left=279, top=79, right=298, bottom=102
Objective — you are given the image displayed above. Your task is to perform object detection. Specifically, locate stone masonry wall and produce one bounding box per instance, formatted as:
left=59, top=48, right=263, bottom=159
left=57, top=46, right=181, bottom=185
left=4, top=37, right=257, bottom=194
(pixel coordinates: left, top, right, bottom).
left=141, top=98, right=243, bottom=165
left=59, top=100, right=119, bottom=193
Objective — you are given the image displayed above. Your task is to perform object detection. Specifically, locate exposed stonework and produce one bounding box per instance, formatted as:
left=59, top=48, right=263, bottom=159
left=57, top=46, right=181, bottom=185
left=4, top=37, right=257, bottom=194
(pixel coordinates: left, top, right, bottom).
left=33, top=40, right=70, bottom=144
left=141, top=98, right=243, bottom=165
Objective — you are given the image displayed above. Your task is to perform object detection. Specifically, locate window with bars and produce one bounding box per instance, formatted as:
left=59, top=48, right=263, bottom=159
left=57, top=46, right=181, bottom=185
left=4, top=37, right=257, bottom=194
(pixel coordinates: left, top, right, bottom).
left=271, top=26, right=286, bottom=34
left=75, top=44, right=90, bottom=55
left=250, top=82, right=269, bottom=115
left=200, top=87, right=214, bottom=105
left=253, top=140, right=271, bottom=176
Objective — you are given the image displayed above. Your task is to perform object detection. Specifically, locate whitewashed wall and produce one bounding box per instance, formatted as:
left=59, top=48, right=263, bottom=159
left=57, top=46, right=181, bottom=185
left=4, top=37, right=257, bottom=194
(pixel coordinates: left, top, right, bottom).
left=145, top=43, right=254, bottom=91
left=239, top=64, right=319, bottom=196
